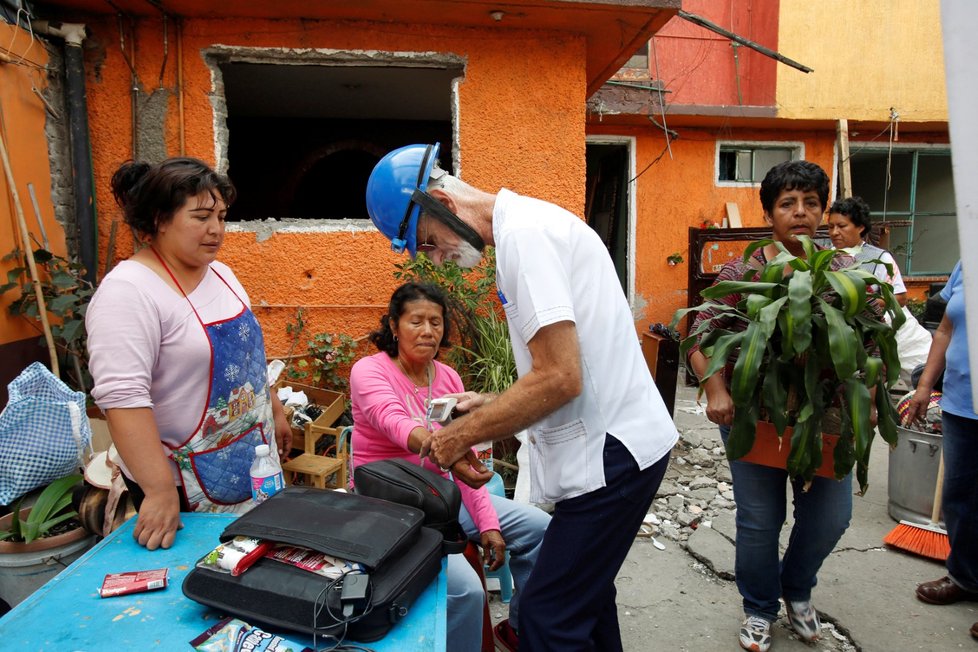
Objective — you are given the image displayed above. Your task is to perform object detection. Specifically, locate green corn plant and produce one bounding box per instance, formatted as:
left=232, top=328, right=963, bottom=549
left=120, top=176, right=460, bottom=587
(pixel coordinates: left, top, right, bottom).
left=671, top=236, right=905, bottom=493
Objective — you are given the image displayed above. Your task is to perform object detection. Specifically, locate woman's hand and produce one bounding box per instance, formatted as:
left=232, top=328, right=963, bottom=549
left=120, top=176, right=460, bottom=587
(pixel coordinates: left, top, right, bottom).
left=270, top=392, right=293, bottom=458
left=133, top=487, right=183, bottom=550
left=903, top=386, right=931, bottom=426
left=480, top=529, right=507, bottom=572
left=444, top=391, right=490, bottom=414
left=702, top=375, right=735, bottom=426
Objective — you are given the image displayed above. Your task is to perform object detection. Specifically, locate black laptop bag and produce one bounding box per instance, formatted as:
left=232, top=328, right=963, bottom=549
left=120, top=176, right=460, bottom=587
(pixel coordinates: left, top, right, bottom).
left=354, top=458, right=467, bottom=554
left=182, top=486, right=443, bottom=641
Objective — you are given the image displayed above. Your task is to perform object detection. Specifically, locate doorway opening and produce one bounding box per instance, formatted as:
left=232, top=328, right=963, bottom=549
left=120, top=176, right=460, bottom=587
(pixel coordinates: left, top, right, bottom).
left=585, top=139, right=634, bottom=297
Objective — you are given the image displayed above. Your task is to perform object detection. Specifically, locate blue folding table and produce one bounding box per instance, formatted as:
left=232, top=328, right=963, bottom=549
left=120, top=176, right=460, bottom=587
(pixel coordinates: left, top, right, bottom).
left=0, top=512, right=446, bottom=651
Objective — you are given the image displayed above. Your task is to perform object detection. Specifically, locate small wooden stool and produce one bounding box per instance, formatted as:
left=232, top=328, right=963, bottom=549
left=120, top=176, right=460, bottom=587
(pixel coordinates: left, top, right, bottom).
left=282, top=453, right=344, bottom=489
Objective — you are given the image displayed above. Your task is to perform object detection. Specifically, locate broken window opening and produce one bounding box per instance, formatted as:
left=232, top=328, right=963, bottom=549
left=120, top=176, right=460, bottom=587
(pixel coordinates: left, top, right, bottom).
left=216, top=58, right=462, bottom=223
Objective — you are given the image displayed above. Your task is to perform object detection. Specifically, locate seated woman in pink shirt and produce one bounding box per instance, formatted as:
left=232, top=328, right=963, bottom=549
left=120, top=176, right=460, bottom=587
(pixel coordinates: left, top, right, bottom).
left=350, top=281, right=550, bottom=652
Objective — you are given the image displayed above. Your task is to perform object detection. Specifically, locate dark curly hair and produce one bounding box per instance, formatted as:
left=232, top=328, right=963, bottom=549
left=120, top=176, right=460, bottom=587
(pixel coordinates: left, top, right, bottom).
left=828, top=196, right=872, bottom=239
left=110, top=157, right=236, bottom=237
left=369, top=282, right=453, bottom=357
left=759, top=160, right=829, bottom=214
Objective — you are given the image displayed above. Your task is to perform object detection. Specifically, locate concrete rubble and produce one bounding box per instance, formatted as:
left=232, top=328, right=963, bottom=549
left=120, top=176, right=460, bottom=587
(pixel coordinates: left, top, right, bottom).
left=490, top=383, right=978, bottom=651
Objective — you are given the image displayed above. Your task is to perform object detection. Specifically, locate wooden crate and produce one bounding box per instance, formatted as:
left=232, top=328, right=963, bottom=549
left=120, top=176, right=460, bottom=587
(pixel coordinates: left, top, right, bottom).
left=275, top=381, right=344, bottom=452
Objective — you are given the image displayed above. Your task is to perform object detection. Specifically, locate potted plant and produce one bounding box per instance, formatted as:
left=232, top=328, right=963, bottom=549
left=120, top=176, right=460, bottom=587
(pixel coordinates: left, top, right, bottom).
left=0, top=474, right=95, bottom=606
left=672, top=236, right=905, bottom=493
left=1, top=247, right=94, bottom=394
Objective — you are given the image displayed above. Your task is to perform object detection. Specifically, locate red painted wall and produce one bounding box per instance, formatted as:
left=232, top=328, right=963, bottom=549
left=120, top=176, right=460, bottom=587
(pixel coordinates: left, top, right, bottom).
left=652, top=0, right=779, bottom=107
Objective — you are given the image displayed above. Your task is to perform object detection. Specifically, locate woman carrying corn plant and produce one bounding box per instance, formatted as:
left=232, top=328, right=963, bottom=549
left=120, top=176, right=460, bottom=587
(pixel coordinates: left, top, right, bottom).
left=673, top=161, right=904, bottom=652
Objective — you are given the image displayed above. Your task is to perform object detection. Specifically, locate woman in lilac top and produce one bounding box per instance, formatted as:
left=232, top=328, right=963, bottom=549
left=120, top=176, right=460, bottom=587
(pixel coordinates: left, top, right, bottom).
left=350, top=282, right=549, bottom=652
left=87, top=158, right=291, bottom=551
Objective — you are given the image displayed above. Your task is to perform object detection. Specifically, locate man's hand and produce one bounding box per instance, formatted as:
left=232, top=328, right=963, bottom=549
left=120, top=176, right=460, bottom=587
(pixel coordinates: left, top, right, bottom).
left=133, top=488, right=183, bottom=550
left=480, top=529, right=506, bottom=572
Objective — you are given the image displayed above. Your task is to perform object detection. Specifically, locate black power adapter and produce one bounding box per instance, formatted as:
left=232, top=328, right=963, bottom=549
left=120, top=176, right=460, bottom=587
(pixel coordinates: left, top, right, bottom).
left=340, top=573, right=370, bottom=619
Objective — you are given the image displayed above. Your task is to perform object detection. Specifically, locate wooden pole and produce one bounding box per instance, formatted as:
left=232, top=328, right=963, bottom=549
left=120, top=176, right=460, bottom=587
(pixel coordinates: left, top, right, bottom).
left=0, top=131, right=60, bottom=376
left=837, top=119, right=852, bottom=199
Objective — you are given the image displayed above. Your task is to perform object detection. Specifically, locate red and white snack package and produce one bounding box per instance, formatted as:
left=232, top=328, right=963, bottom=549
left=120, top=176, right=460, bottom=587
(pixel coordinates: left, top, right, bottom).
left=99, top=568, right=169, bottom=598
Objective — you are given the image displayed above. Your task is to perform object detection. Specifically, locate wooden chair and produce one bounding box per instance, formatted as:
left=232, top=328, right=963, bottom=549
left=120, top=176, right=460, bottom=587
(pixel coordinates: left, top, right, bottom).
left=281, top=399, right=348, bottom=490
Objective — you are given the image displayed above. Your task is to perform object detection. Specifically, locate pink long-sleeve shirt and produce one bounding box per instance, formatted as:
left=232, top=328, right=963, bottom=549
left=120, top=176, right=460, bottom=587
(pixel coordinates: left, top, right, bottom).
left=349, top=352, right=500, bottom=534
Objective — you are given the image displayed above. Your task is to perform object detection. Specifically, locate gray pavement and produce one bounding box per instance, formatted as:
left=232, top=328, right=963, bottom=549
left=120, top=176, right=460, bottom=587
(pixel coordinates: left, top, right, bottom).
left=490, top=381, right=978, bottom=651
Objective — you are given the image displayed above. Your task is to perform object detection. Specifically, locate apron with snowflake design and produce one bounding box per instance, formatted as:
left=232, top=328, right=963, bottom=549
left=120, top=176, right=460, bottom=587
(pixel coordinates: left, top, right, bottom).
left=155, top=252, right=277, bottom=513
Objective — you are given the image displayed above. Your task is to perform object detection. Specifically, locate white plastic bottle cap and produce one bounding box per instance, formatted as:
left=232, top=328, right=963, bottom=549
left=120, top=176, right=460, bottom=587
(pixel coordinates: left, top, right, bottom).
left=255, top=444, right=270, bottom=456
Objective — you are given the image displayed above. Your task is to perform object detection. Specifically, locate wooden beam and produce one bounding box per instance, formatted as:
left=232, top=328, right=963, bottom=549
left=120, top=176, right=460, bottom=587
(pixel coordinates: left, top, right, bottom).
left=836, top=118, right=852, bottom=200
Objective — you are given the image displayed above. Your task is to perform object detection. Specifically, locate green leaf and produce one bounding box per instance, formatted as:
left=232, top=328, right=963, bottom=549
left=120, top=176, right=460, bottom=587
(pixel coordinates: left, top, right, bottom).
left=762, top=358, right=789, bottom=435
left=844, top=378, right=872, bottom=463
left=699, top=331, right=745, bottom=381
left=701, top=280, right=779, bottom=300
left=823, top=270, right=867, bottom=320
left=726, top=403, right=759, bottom=460
left=60, top=320, right=84, bottom=345
left=833, top=429, right=856, bottom=480
left=819, top=299, right=858, bottom=380
left=875, top=379, right=900, bottom=447
left=787, top=270, right=813, bottom=354
left=864, top=357, right=883, bottom=387
left=729, top=322, right=767, bottom=406
left=48, top=294, right=79, bottom=314
left=786, top=417, right=815, bottom=479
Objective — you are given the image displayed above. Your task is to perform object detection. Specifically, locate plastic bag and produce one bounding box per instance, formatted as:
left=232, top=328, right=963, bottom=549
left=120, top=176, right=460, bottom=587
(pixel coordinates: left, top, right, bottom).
left=0, top=362, right=92, bottom=504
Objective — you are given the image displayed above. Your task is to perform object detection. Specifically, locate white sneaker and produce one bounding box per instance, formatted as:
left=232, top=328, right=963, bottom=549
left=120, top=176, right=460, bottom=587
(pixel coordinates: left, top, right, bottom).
left=739, top=615, right=772, bottom=652
left=785, top=598, right=821, bottom=642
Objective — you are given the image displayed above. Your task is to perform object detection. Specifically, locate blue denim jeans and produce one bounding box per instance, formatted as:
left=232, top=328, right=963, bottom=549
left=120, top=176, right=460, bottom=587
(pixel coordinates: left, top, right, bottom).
left=720, top=426, right=853, bottom=622
left=446, top=493, right=551, bottom=650
left=942, top=411, right=978, bottom=592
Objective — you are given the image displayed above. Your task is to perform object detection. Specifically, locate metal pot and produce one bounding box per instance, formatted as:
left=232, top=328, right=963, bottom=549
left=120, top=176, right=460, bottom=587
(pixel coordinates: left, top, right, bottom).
left=887, top=425, right=943, bottom=525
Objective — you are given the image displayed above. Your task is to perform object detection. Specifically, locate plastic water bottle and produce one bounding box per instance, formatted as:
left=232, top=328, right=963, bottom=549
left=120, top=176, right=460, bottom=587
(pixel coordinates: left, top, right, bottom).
left=250, top=444, right=284, bottom=504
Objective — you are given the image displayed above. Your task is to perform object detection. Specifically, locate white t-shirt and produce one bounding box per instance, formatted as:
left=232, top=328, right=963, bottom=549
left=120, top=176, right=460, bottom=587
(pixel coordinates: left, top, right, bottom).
left=492, top=189, right=678, bottom=503
left=87, top=259, right=251, bottom=480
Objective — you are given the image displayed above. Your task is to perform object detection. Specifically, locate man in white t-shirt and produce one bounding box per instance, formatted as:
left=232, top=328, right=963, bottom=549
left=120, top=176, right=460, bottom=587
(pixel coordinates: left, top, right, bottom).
left=365, top=143, right=678, bottom=651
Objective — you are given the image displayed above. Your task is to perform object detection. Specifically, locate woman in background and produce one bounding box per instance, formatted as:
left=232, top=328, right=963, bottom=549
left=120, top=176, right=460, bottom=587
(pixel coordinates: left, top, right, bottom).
left=827, top=196, right=931, bottom=386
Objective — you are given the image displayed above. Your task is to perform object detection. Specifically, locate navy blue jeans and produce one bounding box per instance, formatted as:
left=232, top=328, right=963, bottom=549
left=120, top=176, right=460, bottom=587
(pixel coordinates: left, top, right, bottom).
left=517, top=435, right=669, bottom=651
left=942, top=411, right=978, bottom=592
left=720, top=426, right=852, bottom=622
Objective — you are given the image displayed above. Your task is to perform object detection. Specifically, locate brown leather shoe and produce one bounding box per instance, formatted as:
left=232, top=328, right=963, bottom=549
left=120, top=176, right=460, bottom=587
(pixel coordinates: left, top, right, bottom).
left=916, top=576, right=978, bottom=605
left=971, top=622, right=978, bottom=641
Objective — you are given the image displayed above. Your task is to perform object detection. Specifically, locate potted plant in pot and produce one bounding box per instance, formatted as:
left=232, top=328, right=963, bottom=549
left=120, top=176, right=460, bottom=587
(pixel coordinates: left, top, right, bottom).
left=672, top=236, right=905, bottom=493
left=0, top=473, right=94, bottom=607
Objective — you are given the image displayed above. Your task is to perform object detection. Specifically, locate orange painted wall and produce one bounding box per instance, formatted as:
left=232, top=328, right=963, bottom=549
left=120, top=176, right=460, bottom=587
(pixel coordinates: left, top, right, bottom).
left=589, top=123, right=837, bottom=332
left=0, top=23, right=69, bottom=346
left=81, top=15, right=586, bottom=359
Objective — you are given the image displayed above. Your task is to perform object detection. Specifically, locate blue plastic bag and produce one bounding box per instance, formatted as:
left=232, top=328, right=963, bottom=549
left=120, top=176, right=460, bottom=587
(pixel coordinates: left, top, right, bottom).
left=0, top=362, right=92, bottom=504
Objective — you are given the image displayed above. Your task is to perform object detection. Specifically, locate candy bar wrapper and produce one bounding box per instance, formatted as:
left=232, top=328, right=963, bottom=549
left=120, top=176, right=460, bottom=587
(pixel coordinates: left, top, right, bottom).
left=99, top=568, right=169, bottom=598
left=197, top=536, right=273, bottom=576
left=191, top=616, right=314, bottom=652
left=264, top=543, right=364, bottom=579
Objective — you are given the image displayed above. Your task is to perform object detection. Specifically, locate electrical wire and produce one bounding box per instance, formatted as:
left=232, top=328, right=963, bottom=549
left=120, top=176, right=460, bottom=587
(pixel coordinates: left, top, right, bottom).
left=310, top=570, right=377, bottom=652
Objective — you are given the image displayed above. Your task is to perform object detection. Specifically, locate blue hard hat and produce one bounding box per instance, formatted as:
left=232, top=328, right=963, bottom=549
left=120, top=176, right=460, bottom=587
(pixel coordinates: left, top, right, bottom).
left=366, top=143, right=440, bottom=257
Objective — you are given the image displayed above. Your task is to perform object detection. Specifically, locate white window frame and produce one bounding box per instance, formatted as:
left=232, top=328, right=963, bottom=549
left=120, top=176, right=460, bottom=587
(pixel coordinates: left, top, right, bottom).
left=715, top=140, right=804, bottom=187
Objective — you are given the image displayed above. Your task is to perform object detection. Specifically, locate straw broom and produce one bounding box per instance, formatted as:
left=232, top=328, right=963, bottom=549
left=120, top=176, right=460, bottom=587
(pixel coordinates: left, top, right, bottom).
left=883, top=454, right=950, bottom=561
